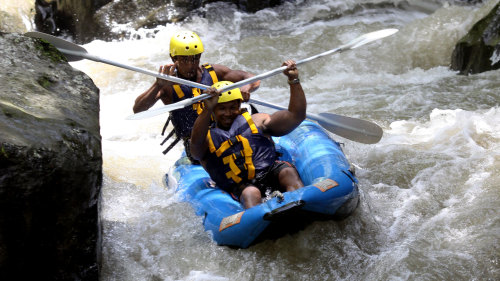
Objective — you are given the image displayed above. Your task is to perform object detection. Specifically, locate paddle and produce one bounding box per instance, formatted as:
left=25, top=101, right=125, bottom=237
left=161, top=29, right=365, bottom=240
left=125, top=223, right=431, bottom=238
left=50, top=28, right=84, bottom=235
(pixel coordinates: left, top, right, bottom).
left=127, top=28, right=398, bottom=119
left=25, top=31, right=209, bottom=90
left=24, top=30, right=386, bottom=144
left=248, top=99, right=382, bottom=144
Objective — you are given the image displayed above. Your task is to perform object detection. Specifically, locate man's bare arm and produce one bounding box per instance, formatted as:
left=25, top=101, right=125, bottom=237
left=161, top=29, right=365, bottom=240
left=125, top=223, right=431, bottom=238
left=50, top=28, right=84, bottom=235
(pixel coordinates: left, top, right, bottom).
left=133, top=64, right=175, bottom=113
left=258, top=60, right=306, bottom=136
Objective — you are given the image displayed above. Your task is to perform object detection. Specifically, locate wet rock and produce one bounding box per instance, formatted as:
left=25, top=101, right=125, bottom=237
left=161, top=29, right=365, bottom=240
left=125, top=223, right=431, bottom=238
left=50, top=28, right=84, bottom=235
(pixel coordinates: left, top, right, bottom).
left=34, top=0, right=284, bottom=43
left=0, top=0, right=36, bottom=33
left=450, top=2, right=500, bottom=74
left=34, top=0, right=112, bottom=44
left=94, top=0, right=196, bottom=41
left=205, top=0, right=284, bottom=12
left=0, top=32, right=101, bottom=280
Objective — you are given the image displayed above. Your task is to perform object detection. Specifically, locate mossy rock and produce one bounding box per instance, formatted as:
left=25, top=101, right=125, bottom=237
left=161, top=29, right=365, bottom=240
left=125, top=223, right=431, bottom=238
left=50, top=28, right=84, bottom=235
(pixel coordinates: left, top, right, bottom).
left=451, top=3, right=500, bottom=74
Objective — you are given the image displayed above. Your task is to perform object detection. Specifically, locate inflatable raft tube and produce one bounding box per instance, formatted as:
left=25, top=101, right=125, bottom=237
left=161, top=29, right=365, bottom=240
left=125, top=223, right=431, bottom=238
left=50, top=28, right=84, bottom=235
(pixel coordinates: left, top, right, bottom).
left=165, top=120, right=359, bottom=248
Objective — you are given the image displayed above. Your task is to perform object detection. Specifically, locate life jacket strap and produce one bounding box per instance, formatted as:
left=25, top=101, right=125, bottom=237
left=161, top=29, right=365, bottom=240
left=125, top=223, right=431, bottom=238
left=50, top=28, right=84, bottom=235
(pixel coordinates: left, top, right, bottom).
left=207, top=130, right=216, bottom=153
left=173, top=84, right=184, bottom=99
left=161, top=116, right=171, bottom=136
left=160, top=130, right=175, bottom=146
left=223, top=154, right=242, bottom=183
left=191, top=88, right=205, bottom=114
left=241, top=111, right=258, bottom=134
left=203, top=63, right=218, bottom=84
left=236, top=135, right=255, bottom=179
left=162, top=136, right=181, bottom=155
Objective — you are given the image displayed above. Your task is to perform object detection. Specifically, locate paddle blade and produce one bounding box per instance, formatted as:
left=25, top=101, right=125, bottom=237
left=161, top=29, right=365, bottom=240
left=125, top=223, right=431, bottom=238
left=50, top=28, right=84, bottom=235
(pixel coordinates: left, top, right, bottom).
left=349, top=28, right=398, bottom=49
left=25, top=31, right=87, bottom=61
left=316, top=113, right=383, bottom=144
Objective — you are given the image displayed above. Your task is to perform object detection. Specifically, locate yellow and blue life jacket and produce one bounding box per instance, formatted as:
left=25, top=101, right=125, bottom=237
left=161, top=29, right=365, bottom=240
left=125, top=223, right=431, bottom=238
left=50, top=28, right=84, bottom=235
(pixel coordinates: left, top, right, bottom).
left=169, top=64, right=218, bottom=138
left=161, top=64, right=218, bottom=156
left=204, top=110, right=277, bottom=191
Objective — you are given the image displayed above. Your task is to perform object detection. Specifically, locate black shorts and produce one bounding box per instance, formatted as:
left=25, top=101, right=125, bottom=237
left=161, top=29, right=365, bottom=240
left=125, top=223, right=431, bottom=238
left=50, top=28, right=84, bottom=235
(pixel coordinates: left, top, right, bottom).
left=229, top=160, right=295, bottom=199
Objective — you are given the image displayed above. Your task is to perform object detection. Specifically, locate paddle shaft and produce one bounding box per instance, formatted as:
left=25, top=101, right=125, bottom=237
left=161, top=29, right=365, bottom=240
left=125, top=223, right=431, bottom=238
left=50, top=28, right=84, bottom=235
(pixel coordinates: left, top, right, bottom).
left=57, top=48, right=210, bottom=90
left=185, top=44, right=347, bottom=103
left=63, top=39, right=345, bottom=96
left=56, top=48, right=235, bottom=105
left=249, top=99, right=383, bottom=143
left=25, top=30, right=386, bottom=143
left=26, top=29, right=397, bottom=115
left=249, top=98, right=318, bottom=119
left=173, top=28, right=399, bottom=104
left=65, top=44, right=382, bottom=143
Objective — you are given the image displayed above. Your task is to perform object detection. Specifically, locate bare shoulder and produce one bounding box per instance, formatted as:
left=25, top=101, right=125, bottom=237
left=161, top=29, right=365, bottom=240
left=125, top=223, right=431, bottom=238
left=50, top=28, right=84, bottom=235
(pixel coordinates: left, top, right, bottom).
left=211, top=64, right=231, bottom=74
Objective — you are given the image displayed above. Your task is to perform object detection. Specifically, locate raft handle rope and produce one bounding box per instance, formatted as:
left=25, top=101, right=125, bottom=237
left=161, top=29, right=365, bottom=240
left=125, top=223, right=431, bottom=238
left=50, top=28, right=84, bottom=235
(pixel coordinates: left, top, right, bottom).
left=160, top=116, right=182, bottom=155
left=162, top=137, right=181, bottom=155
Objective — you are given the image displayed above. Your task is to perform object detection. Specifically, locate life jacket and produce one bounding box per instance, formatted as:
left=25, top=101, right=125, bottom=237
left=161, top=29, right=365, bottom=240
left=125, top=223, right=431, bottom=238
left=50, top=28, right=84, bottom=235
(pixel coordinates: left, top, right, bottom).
left=161, top=64, right=218, bottom=156
left=203, top=110, right=277, bottom=191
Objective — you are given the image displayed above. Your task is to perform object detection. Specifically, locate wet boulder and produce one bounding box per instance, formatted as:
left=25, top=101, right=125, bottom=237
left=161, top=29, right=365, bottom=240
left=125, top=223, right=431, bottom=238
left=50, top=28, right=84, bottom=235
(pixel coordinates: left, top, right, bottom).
left=450, top=2, right=500, bottom=74
left=0, top=0, right=36, bottom=33
left=0, top=32, right=102, bottom=280
left=35, top=0, right=112, bottom=44
left=34, top=0, right=284, bottom=43
left=93, top=0, right=197, bottom=40
left=204, top=0, right=284, bottom=12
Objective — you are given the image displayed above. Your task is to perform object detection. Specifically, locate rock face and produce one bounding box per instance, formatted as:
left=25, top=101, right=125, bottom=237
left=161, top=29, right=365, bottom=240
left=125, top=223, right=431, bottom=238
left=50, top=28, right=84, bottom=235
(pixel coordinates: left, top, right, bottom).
left=205, top=0, right=283, bottom=12
left=451, top=2, right=500, bottom=74
left=34, top=0, right=284, bottom=43
left=0, top=32, right=102, bottom=280
left=0, top=0, right=36, bottom=33
left=35, top=0, right=112, bottom=44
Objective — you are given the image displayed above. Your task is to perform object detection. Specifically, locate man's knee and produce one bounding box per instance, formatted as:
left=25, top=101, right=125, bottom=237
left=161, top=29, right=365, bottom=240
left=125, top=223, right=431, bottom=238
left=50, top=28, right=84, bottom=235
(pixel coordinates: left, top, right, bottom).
left=240, top=185, right=262, bottom=208
left=279, top=166, right=300, bottom=181
left=278, top=167, right=303, bottom=190
left=241, top=185, right=261, bottom=198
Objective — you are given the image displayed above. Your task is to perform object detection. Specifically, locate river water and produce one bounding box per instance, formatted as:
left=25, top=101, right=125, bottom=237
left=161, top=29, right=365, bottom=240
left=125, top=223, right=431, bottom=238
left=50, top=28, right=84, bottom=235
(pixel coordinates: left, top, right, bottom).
left=68, top=0, right=500, bottom=280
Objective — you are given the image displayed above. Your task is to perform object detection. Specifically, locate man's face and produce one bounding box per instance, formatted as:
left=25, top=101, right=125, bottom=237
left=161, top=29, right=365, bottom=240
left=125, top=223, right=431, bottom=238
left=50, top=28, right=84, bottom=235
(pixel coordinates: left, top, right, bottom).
left=173, top=54, right=201, bottom=79
left=213, top=100, right=241, bottom=130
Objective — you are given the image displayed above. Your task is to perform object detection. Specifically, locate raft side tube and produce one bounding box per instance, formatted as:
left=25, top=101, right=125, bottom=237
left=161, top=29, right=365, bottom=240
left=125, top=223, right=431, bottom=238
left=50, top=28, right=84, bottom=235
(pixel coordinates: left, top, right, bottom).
left=171, top=159, right=212, bottom=200
left=165, top=120, right=360, bottom=247
left=274, top=121, right=353, bottom=186
left=196, top=189, right=310, bottom=248
left=274, top=121, right=359, bottom=216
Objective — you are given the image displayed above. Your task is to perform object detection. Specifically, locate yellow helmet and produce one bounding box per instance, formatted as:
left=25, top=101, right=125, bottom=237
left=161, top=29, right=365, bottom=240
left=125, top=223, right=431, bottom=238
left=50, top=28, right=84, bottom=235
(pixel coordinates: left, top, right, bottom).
left=169, top=30, right=204, bottom=57
left=213, top=81, right=243, bottom=104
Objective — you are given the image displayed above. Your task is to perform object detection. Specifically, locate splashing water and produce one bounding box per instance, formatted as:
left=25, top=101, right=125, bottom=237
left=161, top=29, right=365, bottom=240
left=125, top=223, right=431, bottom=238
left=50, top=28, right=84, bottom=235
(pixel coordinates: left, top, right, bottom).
left=69, top=0, right=500, bottom=280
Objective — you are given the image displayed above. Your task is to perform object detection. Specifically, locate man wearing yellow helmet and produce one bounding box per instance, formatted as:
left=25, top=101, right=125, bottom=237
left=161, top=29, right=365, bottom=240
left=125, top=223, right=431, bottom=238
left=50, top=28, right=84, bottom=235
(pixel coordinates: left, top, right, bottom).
left=133, top=30, right=260, bottom=161
left=190, top=60, right=305, bottom=209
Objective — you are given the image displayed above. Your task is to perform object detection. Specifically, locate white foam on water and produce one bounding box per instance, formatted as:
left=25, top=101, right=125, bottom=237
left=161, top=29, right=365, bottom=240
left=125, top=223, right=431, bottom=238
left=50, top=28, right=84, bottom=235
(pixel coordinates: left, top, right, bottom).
left=61, top=1, right=500, bottom=280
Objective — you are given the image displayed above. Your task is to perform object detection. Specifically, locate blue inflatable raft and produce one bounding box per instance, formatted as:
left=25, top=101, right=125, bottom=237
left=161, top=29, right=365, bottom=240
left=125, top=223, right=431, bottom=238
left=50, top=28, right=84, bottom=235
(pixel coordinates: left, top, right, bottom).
left=165, top=120, right=359, bottom=248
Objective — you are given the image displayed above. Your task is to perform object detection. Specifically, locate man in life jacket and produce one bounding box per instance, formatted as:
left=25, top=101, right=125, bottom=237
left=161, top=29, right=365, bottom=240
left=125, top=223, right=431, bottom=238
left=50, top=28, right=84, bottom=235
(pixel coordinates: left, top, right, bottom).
left=133, top=30, right=260, bottom=161
left=190, top=60, right=306, bottom=209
